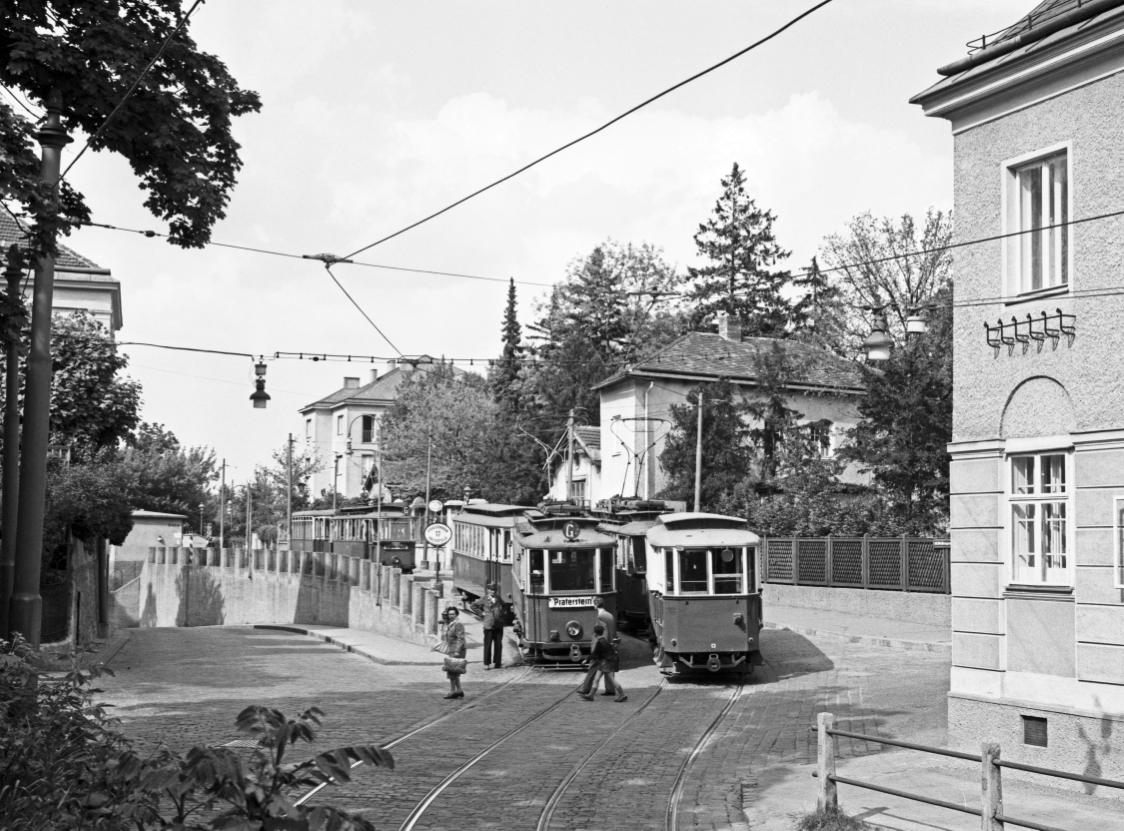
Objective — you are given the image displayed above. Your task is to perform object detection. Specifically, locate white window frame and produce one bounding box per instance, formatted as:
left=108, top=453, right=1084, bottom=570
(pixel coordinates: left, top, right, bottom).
left=336, top=414, right=344, bottom=435
left=1115, top=496, right=1124, bottom=590
left=1006, top=449, right=1074, bottom=588
left=1002, top=141, right=1073, bottom=301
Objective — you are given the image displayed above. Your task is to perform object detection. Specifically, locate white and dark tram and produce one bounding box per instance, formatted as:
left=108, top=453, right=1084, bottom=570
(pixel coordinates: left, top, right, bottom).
left=450, top=503, right=527, bottom=601
left=289, top=504, right=419, bottom=571
left=510, top=511, right=618, bottom=665
left=645, top=512, right=763, bottom=674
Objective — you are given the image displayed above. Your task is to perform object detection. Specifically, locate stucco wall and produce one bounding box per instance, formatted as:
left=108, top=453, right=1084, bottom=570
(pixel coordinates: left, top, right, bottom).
left=765, top=583, right=950, bottom=628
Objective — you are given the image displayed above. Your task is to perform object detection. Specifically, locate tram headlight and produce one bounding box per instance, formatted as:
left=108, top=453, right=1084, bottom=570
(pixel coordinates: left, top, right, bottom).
left=549, top=630, right=560, bottom=642
left=392, top=557, right=402, bottom=567
left=565, top=621, right=583, bottom=639
left=733, top=613, right=744, bottom=626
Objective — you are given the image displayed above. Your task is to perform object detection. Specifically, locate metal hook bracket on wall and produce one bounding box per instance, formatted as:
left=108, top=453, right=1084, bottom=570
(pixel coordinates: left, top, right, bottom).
left=984, top=308, right=1076, bottom=357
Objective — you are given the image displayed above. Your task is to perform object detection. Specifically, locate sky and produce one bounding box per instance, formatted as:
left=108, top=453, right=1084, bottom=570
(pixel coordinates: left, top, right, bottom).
left=43, top=0, right=1032, bottom=480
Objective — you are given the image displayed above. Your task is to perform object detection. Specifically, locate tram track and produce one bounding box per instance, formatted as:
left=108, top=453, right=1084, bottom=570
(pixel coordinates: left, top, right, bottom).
left=665, top=679, right=746, bottom=831
left=295, top=667, right=532, bottom=808
left=535, top=679, right=670, bottom=831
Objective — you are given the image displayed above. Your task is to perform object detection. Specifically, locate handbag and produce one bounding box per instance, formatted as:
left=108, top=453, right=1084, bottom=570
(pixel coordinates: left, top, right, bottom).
left=443, top=656, right=467, bottom=675
left=431, top=640, right=452, bottom=655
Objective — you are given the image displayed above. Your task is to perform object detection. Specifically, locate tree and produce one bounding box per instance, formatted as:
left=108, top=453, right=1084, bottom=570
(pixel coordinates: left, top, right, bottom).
left=490, top=278, right=524, bottom=411
left=817, top=209, right=953, bottom=356
left=117, top=433, right=218, bottom=519
left=685, top=163, right=793, bottom=336
left=0, top=1, right=261, bottom=256
left=743, top=342, right=810, bottom=480
left=658, top=378, right=753, bottom=510
left=838, top=293, right=953, bottom=534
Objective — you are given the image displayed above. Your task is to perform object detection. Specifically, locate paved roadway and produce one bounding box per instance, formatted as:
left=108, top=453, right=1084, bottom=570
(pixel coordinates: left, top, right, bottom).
left=98, top=626, right=949, bottom=830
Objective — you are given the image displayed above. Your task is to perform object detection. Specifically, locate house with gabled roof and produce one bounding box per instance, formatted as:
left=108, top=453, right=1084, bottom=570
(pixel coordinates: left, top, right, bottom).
left=0, top=214, right=122, bottom=333
left=912, top=0, right=1124, bottom=780
left=546, top=425, right=603, bottom=507
left=300, top=356, right=459, bottom=498
left=590, top=314, right=867, bottom=505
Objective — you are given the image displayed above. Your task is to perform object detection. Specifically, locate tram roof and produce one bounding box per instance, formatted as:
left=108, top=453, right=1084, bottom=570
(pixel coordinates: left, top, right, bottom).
left=657, top=512, right=746, bottom=527
left=598, top=519, right=659, bottom=537
left=460, top=503, right=530, bottom=517
left=648, top=520, right=759, bottom=548
left=292, top=509, right=337, bottom=518
left=514, top=515, right=616, bottom=548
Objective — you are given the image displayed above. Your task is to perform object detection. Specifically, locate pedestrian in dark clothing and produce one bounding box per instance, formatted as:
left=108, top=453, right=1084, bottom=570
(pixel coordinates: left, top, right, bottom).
left=578, top=624, right=626, bottom=703
left=470, top=584, right=505, bottom=669
left=441, top=607, right=467, bottom=699
left=577, top=596, right=618, bottom=695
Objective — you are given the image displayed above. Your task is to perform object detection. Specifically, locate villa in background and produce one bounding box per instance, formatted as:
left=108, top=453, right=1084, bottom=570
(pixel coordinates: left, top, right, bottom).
left=0, top=214, right=123, bottom=334
left=913, top=0, right=1124, bottom=780
left=300, top=356, right=458, bottom=499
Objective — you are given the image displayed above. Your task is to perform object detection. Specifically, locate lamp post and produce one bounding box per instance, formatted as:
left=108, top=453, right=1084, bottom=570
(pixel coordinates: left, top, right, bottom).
left=198, top=502, right=204, bottom=536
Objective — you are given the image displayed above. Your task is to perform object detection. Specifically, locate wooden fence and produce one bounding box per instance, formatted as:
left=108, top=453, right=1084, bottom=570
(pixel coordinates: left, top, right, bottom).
left=761, top=536, right=950, bottom=594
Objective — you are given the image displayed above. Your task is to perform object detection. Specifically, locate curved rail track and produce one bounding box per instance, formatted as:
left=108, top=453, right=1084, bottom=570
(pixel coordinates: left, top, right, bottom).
left=665, top=679, right=746, bottom=831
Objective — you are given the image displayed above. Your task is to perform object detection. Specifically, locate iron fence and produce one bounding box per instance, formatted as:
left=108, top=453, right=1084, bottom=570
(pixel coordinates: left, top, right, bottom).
left=762, top=535, right=949, bottom=594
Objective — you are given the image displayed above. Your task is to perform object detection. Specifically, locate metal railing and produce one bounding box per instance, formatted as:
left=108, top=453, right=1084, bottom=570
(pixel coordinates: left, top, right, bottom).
left=815, top=712, right=1124, bottom=831
left=762, top=536, right=950, bottom=594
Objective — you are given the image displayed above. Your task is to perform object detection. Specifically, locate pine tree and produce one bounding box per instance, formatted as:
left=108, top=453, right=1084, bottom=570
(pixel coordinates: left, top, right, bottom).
left=491, top=278, right=523, bottom=410
left=686, top=163, right=792, bottom=336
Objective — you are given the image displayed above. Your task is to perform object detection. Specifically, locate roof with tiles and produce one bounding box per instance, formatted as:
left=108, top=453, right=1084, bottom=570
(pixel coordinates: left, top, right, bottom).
left=301, top=358, right=464, bottom=411
left=0, top=214, right=109, bottom=274
left=993, top=1, right=1091, bottom=45
left=575, top=426, right=600, bottom=450
left=593, top=331, right=864, bottom=393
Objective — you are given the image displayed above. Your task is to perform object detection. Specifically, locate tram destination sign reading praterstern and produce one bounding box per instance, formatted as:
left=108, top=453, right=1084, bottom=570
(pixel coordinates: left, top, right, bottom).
left=549, top=596, right=595, bottom=609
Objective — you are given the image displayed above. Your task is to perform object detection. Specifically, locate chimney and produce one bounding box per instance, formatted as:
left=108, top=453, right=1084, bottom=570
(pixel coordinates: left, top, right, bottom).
left=343, top=377, right=360, bottom=389
left=370, top=368, right=379, bottom=384
left=717, top=312, right=743, bottom=342
left=386, top=359, right=397, bottom=372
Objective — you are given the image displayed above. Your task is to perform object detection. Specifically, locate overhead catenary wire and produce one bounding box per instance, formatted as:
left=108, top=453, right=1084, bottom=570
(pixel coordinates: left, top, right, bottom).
left=323, top=264, right=402, bottom=356
left=339, top=0, right=837, bottom=260
left=60, top=0, right=205, bottom=179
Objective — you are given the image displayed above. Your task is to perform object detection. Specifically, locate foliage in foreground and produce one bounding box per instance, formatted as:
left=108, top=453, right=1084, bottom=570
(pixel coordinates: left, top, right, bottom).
left=795, top=805, right=870, bottom=831
left=0, top=636, right=393, bottom=830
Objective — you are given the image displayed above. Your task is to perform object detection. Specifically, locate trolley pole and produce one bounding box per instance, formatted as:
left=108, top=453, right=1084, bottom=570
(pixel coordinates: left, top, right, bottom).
left=219, top=460, right=226, bottom=550
left=0, top=247, right=23, bottom=639
left=286, top=434, right=293, bottom=548
left=566, top=409, right=575, bottom=503
left=694, top=396, right=704, bottom=513
left=10, top=91, right=70, bottom=649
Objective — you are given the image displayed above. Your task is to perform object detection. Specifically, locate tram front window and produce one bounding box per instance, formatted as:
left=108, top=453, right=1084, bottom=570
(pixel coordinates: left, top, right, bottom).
left=549, top=549, right=595, bottom=592
left=714, top=547, right=744, bottom=594
left=679, top=549, right=708, bottom=593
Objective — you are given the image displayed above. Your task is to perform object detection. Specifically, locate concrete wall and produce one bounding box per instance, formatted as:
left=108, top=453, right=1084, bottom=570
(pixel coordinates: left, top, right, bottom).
left=111, top=547, right=445, bottom=646
left=765, top=583, right=950, bottom=628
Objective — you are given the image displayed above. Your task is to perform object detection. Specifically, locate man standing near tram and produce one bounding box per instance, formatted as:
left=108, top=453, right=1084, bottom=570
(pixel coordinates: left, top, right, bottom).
left=471, top=583, right=505, bottom=670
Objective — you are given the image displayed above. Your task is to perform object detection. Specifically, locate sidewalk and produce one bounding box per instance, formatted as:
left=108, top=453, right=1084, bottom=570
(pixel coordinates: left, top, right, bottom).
left=744, top=749, right=1122, bottom=831
left=763, top=604, right=951, bottom=654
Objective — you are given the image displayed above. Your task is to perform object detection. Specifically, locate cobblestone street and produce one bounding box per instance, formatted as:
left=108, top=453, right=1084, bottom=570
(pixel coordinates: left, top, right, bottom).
left=98, top=625, right=949, bottom=830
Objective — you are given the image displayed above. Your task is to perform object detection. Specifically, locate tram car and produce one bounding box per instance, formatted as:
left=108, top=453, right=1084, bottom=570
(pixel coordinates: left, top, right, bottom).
left=595, top=498, right=674, bottom=634
left=450, top=502, right=527, bottom=601
left=289, top=503, right=419, bottom=572
left=645, top=512, right=762, bottom=674
left=510, top=511, right=618, bottom=665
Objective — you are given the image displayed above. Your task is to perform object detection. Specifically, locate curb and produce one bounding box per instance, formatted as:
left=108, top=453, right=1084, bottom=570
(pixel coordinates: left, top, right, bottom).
left=763, top=621, right=951, bottom=655
left=252, top=624, right=443, bottom=666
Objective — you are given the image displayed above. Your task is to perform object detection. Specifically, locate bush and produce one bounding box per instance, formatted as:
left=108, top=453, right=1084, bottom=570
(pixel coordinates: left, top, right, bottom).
left=0, top=636, right=394, bottom=829
left=796, top=805, right=870, bottom=831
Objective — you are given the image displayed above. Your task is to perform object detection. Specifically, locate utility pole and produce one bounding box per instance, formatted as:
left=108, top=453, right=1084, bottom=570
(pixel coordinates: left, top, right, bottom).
left=286, top=434, right=293, bottom=548
left=10, top=91, right=70, bottom=649
left=423, top=438, right=432, bottom=570
left=375, top=425, right=382, bottom=566
left=332, top=455, right=340, bottom=512
left=694, top=396, right=704, bottom=513
left=246, top=480, right=252, bottom=550
left=0, top=247, right=23, bottom=638
left=566, top=409, right=575, bottom=503
left=219, top=460, right=226, bottom=549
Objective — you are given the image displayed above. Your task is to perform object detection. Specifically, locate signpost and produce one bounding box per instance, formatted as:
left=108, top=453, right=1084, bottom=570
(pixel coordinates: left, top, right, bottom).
left=424, top=522, right=452, bottom=548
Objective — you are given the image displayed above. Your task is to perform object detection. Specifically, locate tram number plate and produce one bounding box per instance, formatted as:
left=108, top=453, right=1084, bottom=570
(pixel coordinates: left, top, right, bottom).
left=549, top=596, right=595, bottom=609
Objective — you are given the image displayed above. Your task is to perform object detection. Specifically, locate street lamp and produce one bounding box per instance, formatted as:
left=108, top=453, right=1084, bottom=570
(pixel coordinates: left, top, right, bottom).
left=249, top=361, right=271, bottom=409
left=863, top=313, right=894, bottom=362
left=198, top=502, right=204, bottom=535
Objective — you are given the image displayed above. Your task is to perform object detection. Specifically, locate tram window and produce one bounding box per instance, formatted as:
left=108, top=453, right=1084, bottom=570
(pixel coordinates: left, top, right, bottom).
left=678, top=549, right=708, bottom=593
left=665, top=548, right=674, bottom=588
left=530, top=549, right=545, bottom=593
left=599, top=548, right=613, bottom=593
left=549, top=549, right=595, bottom=592
left=714, top=547, right=743, bottom=595
left=631, top=538, right=647, bottom=573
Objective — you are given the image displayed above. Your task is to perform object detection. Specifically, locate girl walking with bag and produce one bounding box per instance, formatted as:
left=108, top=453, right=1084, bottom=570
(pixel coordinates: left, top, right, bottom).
left=440, top=606, right=467, bottom=699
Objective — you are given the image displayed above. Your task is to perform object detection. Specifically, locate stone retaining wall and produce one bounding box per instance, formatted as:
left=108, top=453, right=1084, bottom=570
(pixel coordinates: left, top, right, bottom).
left=764, top=583, right=951, bottom=628
left=110, top=547, right=445, bottom=645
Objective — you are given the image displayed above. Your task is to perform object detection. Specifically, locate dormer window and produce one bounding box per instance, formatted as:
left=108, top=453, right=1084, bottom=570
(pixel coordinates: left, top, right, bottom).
left=1004, top=145, right=1070, bottom=297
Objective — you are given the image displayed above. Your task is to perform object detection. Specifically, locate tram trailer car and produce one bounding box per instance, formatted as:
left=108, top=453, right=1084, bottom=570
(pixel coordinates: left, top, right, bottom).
left=645, top=513, right=762, bottom=675
left=595, top=498, right=674, bottom=635
left=289, top=505, right=418, bottom=572
left=511, top=513, right=618, bottom=665
left=451, top=503, right=528, bottom=601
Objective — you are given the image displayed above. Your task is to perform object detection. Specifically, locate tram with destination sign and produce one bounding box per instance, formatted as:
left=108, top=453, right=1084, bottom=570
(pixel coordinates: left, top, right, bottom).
left=450, top=502, right=528, bottom=601
left=510, top=510, right=618, bottom=665
left=645, top=512, right=762, bottom=674
left=594, top=498, right=675, bottom=634
left=289, top=503, right=419, bottom=572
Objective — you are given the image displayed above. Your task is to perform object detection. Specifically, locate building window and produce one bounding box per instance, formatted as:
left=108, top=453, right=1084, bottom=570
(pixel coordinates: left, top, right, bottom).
left=807, top=420, right=832, bottom=458
left=336, top=414, right=343, bottom=435
left=571, top=479, right=587, bottom=502
left=305, top=418, right=312, bottom=440
left=1115, top=497, right=1124, bottom=590
left=1010, top=452, right=1071, bottom=586
left=1006, top=147, right=1069, bottom=296
left=362, top=415, right=375, bottom=443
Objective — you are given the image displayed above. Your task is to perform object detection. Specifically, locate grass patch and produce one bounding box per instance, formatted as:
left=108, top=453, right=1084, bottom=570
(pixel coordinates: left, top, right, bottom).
left=795, top=805, right=870, bottom=831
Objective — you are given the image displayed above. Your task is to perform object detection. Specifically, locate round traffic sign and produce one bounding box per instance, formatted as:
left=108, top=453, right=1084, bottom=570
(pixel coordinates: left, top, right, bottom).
left=424, top=522, right=452, bottom=547
left=428, top=499, right=444, bottom=514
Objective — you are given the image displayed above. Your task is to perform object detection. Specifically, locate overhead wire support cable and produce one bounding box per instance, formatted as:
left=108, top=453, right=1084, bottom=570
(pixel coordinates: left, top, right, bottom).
left=117, top=341, right=256, bottom=359
left=340, top=0, right=837, bottom=259
left=321, top=261, right=403, bottom=356
left=61, top=0, right=205, bottom=179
